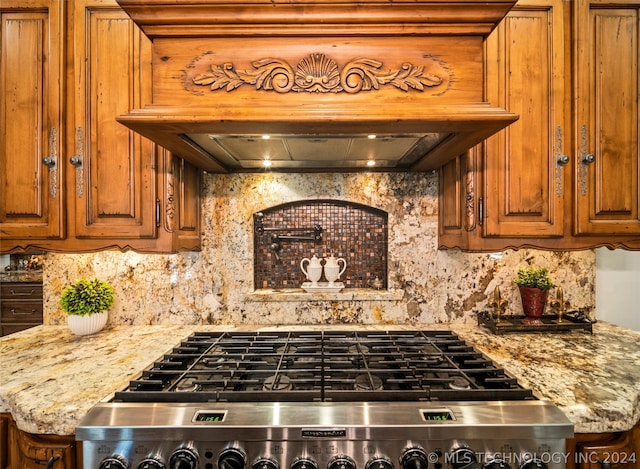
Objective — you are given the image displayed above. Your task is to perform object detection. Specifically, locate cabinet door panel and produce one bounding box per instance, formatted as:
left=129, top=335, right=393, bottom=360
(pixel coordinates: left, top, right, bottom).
left=72, top=2, right=155, bottom=239
left=7, top=417, right=76, bottom=469
left=484, top=0, right=567, bottom=237
left=575, top=3, right=640, bottom=235
left=0, top=3, right=64, bottom=241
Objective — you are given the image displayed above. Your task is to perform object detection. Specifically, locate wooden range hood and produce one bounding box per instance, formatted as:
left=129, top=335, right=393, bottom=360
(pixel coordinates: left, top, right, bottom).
left=115, top=0, right=518, bottom=173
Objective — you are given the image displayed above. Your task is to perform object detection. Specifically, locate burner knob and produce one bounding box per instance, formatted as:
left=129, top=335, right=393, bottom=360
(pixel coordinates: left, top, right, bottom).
left=253, top=457, right=280, bottom=469
left=291, top=457, right=319, bottom=469
left=328, top=455, right=356, bottom=469
left=366, top=456, right=394, bottom=469
left=401, top=447, right=428, bottom=469
left=219, top=448, right=247, bottom=469
left=449, top=448, right=480, bottom=469
left=485, top=461, right=511, bottom=469
left=170, top=447, right=199, bottom=469
left=99, top=455, right=129, bottom=469
left=519, top=459, right=547, bottom=469
left=138, top=457, right=166, bottom=469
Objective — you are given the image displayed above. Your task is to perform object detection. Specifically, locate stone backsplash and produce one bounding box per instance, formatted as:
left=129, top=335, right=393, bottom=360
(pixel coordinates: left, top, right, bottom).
left=42, top=172, right=595, bottom=326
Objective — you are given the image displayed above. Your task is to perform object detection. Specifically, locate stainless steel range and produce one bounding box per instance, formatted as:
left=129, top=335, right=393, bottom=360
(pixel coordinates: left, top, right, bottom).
left=76, top=330, right=573, bottom=469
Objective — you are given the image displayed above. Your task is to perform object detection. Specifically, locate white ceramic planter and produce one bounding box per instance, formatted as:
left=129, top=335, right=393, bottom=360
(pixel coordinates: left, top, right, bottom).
left=67, top=311, right=108, bottom=336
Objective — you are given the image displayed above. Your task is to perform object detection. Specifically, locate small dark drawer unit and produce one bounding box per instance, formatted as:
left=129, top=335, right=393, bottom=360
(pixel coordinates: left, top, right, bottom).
left=0, top=282, right=43, bottom=336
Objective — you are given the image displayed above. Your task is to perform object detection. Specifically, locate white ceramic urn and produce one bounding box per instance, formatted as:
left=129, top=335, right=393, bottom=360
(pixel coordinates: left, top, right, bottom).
left=324, top=255, right=346, bottom=286
left=300, top=254, right=323, bottom=286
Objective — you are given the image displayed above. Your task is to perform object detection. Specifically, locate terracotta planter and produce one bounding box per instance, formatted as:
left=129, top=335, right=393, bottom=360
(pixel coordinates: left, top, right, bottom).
left=518, top=287, right=548, bottom=325
left=67, top=312, right=108, bottom=336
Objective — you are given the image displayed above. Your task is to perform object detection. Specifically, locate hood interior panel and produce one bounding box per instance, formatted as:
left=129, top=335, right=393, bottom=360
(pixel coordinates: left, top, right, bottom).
left=188, top=134, right=427, bottom=169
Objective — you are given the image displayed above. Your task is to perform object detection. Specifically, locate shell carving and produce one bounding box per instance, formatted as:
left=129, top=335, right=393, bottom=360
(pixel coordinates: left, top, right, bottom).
left=192, top=53, right=447, bottom=94
left=295, top=53, right=341, bottom=92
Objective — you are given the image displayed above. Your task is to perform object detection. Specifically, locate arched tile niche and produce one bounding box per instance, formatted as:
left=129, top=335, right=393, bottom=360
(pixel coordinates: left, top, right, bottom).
left=253, top=200, right=388, bottom=290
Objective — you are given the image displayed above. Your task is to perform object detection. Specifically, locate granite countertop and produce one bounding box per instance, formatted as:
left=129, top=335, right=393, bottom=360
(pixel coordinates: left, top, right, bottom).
left=1, top=322, right=639, bottom=436
left=0, top=270, right=43, bottom=283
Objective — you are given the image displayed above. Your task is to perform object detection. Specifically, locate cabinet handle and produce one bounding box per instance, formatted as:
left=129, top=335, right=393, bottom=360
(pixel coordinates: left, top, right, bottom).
left=578, top=124, right=593, bottom=195
left=70, top=126, right=83, bottom=166
left=43, top=127, right=58, bottom=198
left=9, top=289, right=36, bottom=296
left=555, top=126, right=569, bottom=166
left=46, top=454, right=61, bottom=469
left=42, top=156, right=56, bottom=167
left=554, top=126, right=568, bottom=196
left=582, top=153, right=595, bottom=164
left=71, top=127, right=84, bottom=198
left=580, top=124, right=595, bottom=165
left=10, top=309, right=37, bottom=316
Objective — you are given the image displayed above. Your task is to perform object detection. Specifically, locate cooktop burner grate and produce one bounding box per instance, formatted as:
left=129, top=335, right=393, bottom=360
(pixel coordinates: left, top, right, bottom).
left=113, top=330, right=534, bottom=402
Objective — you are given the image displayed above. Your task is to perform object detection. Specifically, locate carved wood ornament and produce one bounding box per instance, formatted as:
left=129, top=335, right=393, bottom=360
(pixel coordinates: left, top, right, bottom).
left=192, top=52, right=448, bottom=94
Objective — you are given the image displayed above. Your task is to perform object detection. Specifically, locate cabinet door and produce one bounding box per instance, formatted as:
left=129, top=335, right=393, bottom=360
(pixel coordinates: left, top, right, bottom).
left=6, top=417, right=76, bottom=469
left=574, top=1, right=640, bottom=236
left=483, top=0, right=568, bottom=238
left=70, top=0, right=156, bottom=239
left=575, top=431, right=638, bottom=469
left=1, top=413, right=8, bottom=469
left=0, top=0, right=64, bottom=241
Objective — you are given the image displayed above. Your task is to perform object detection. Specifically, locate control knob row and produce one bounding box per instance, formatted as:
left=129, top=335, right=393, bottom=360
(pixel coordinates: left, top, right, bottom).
left=401, top=446, right=548, bottom=469
left=255, top=455, right=377, bottom=469
left=98, top=447, right=199, bottom=469
left=101, top=446, right=548, bottom=469
left=289, top=455, right=358, bottom=469
left=485, top=460, right=548, bottom=469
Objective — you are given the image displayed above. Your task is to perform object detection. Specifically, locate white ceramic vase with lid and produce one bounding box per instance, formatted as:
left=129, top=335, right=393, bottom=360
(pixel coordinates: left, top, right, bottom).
left=324, top=255, right=346, bottom=286
left=300, top=254, right=323, bottom=286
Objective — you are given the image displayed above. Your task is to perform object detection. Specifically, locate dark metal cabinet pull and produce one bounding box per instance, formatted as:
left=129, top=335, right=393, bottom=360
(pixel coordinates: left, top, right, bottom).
left=46, top=454, right=61, bottom=469
left=10, top=289, right=36, bottom=296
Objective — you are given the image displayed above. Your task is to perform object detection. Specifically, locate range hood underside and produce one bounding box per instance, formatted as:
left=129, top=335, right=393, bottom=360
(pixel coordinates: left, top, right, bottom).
left=118, top=105, right=518, bottom=173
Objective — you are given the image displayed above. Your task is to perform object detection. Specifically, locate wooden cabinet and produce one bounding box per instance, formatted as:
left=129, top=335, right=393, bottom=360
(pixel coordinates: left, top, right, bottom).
left=0, top=0, right=65, bottom=241
left=483, top=0, right=568, bottom=240
left=0, top=0, right=201, bottom=254
left=1, top=414, right=77, bottom=469
left=568, top=421, right=640, bottom=469
left=68, top=0, right=156, bottom=241
left=0, top=282, right=43, bottom=337
left=439, top=0, right=640, bottom=251
left=573, top=0, right=640, bottom=238
left=0, top=414, right=8, bottom=469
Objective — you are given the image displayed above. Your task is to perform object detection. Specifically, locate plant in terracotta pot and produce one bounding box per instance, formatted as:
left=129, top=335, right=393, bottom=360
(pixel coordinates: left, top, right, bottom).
left=514, top=266, right=555, bottom=325
left=60, top=277, right=114, bottom=335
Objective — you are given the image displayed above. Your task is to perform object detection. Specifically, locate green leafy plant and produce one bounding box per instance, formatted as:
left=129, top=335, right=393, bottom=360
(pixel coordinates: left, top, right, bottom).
left=60, top=278, right=114, bottom=316
left=513, top=266, right=555, bottom=290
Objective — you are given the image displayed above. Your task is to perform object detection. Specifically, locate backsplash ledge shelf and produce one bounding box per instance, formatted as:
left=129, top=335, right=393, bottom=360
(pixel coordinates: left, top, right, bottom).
left=245, top=288, right=404, bottom=302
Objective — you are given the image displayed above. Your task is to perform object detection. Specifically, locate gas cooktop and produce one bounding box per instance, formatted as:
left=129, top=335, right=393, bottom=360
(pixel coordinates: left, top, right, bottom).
left=113, top=330, right=533, bottom=403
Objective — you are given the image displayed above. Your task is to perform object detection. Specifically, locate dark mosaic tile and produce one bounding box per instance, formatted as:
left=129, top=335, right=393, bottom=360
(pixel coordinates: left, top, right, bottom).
left=254, top=200, right=387, bottom=290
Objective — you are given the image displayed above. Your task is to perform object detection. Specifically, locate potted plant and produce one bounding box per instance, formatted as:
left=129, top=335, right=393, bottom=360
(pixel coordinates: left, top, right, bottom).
left=60, top=277, right=114, bottom=335
left=514, top=266, right=555, bottom=325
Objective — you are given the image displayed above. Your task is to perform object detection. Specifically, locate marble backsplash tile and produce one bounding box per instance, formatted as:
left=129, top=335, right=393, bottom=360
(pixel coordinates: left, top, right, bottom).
left=42, top=172, right=595, bottom=326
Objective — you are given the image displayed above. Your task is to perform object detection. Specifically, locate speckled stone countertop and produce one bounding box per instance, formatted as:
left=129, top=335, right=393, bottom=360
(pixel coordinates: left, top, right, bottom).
left=1, top=322, right=639, bottom=436
left=0, top=270, right=43, bottom=283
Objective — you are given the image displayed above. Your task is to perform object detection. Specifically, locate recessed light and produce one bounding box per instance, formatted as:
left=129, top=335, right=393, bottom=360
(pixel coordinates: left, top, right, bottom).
left=366, top=160, right=376, bottom=167
left=262, top=159, right=272, bottom=167
left=262, top=135, right=271, bottom=140
left=367, top=134, right=377, bottom=139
